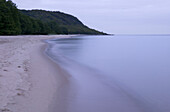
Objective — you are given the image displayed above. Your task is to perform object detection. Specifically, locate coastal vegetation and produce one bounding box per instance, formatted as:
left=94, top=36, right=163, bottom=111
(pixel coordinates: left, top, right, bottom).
left=0, top=0, right=106, bottom=35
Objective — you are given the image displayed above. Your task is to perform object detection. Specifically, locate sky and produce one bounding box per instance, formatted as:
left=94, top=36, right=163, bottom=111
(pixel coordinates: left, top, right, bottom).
left=13, top=0, right=170, bottom=34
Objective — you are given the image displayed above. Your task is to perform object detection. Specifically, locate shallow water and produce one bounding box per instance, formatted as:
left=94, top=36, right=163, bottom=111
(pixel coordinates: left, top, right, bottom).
left=46, top=35, right=170, bottom=112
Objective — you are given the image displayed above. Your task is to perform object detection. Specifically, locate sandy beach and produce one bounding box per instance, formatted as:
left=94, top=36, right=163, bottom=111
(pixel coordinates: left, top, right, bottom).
left=0, top=35, right=71, bottom=112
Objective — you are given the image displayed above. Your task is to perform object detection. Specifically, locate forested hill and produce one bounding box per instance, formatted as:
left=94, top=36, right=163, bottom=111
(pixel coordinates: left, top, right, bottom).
left=0, top=0, right=106, bottom=35
left=20, top=10, right=84, bottom=26
left=20, top=10, right=105, bottom=35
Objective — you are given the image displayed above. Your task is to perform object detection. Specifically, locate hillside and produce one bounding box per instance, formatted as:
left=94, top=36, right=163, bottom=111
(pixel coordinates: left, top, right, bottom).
left=20, top=10, right=106, bottom=35
left=0, top=0, right=106, bottom=35
left=20, top=10, right=84, bottom=25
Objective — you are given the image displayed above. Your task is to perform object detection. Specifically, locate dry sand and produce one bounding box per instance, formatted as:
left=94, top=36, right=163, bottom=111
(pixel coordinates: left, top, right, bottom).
left=0, top=35, right=71, bottom=112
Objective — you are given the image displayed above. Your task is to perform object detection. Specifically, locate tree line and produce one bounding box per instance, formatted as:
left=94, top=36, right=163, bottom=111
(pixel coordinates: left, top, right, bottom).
left=0, top=0, right=106, bottom=35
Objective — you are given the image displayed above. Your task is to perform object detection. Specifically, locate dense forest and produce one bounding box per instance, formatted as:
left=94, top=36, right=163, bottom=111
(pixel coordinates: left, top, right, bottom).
left=0, top=0, right=106, bottom=35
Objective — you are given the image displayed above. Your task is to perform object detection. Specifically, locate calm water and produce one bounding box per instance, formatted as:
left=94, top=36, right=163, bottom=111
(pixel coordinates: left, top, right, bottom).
left=46, top=35, right=170, bottom=112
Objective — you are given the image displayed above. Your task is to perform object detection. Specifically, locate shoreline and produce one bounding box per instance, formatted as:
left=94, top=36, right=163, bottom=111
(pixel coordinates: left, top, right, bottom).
left=0, top=35, right=157, bottom=112
left=0, top=35, right=72, bottom=112
left=43, top=36, right=151, bottom=112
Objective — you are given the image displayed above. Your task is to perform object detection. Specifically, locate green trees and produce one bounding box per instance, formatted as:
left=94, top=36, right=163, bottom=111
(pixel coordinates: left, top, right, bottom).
left=0, top=0, right=21, bottom=35
left=20, top=10, right=106, bottom=35
left=6, top=0, right=21, bottom=34
left=0, top=0, right=106, bottom=35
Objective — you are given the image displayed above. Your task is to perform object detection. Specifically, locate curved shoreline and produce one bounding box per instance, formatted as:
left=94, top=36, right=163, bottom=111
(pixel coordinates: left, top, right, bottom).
left=44, top=37, right=146, bottom=112
left=0, top=35, right=156, bottom=112
left=43, top=43, right=72, bottom=112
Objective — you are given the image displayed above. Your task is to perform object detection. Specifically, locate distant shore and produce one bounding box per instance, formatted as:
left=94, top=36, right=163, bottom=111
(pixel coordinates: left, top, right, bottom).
left=0, top=35, right=71, bottom=112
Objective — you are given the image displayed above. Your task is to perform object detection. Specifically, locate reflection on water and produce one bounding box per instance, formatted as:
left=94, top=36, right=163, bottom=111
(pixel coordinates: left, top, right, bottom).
left=46, top=35, right=170, bottom=112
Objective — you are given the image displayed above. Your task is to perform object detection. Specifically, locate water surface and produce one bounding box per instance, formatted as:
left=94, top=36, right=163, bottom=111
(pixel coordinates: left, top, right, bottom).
left=46, top=35, right=170, bottom=112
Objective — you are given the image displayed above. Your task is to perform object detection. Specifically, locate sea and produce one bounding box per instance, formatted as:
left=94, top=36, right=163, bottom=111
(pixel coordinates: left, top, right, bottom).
left=45, top=35, right=170, bottom=112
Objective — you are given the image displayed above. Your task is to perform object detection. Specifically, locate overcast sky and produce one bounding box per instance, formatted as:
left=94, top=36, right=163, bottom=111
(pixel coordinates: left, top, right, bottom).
left=13, top=0, right=170, bottom=34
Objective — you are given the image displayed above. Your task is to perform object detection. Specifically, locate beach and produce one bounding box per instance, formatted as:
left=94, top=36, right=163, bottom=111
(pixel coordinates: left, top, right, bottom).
left=0, top=35, right=71, bottom=112
left=1, top=35, right=170, bottom=112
